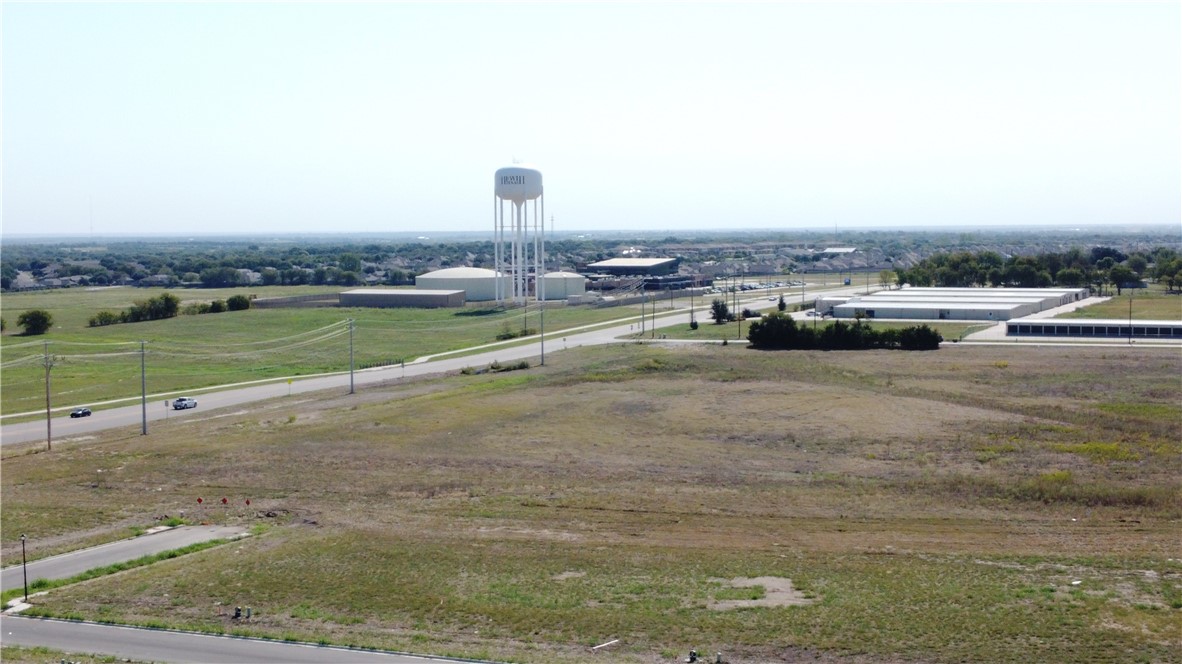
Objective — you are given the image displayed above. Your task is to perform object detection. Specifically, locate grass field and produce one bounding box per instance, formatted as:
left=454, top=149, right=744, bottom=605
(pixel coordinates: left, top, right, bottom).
left=0, top=286, right=648, bottom=415
left=3, top=342, right=1179, bottom=663
left=1059, top=286, right=1182, bottom=320
left=0, top=281, right=860, bottom=416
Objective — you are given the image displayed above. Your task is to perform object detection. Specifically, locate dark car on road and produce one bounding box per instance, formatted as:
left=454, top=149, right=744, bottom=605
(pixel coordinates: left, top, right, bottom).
left=70, top=407, right=92, bottom=418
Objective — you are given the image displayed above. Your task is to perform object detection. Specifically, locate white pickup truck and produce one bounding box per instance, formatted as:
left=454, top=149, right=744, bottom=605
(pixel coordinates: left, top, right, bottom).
left=172, top=397, right=198, bottom=410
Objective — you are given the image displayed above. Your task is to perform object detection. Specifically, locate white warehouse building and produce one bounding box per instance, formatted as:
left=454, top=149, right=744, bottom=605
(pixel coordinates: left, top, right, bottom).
left=830, top=287, right=1090, bottom=321
left=415, top=267, right=509, bottom=302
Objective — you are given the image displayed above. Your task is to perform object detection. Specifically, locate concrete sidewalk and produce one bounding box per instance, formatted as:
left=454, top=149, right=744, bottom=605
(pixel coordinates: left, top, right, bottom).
left=2, top=525, right=246, bottom=593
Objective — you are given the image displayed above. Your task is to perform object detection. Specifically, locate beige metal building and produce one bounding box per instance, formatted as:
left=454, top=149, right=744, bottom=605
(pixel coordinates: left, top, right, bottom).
left=339, top=289, right=465, bottom=308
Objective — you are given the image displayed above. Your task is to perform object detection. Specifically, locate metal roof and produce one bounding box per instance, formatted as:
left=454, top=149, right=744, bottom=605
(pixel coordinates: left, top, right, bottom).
left=587, top=258, right=676, bottom=268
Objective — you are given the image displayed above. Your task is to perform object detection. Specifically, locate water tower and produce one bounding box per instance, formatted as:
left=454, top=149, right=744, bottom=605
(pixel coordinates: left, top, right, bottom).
left=493, top=165, right=545, bottom=304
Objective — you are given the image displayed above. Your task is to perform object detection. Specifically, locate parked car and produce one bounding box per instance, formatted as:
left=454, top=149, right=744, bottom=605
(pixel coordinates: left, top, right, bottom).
left=172, top=397, right=198, bottom=410
left=70, top=407, right=92, bottom=418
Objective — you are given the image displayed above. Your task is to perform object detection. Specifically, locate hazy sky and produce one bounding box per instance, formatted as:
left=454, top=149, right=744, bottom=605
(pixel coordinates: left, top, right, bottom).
left=3, top=2, right=1179, bottom=236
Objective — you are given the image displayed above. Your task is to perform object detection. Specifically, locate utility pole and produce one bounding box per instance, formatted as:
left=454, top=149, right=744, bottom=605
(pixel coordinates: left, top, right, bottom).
left=1128, top=293, right=1133, bottom=345
left=140, top=340, right=148, bottom=435
left=348, top=319, right=355, bottom=394
left=43, top=341, right=53, bottom=451
left=651, top=294, right=656, bottom=339
left=733, top=276, right=740, bottom=339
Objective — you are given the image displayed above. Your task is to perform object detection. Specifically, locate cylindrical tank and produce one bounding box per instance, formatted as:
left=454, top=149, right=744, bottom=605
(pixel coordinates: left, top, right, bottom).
left=494, top=166, right=543, bottom=202
left=541, top=271, right=586, bottom=300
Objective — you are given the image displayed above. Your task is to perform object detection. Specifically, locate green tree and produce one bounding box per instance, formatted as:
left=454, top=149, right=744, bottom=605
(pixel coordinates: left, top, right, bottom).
left=200, top=266, right=242, bottom=288
left=1108, top=265, right=1137, bottom=295
left=777, top=294, right=786, bottom=312
left=226, top=294, right=252, bottom=311
left=1055, top=267, right=1085, bottom=287
left=17, top=309, right=53, bottom=335
left=1126, top=254, right=1148, bottom=278
left=338, top=253, right=362, bottom=272
left=709, top=298, right=730, bottom=324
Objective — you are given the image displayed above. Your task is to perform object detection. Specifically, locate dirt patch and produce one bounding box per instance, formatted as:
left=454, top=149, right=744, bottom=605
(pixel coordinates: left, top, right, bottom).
left=552, top=570, right=586, bottom=581
left=708, top=576, right=815, bottom=610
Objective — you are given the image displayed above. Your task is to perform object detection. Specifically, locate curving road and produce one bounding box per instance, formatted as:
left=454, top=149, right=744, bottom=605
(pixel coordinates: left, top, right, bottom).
left=1, top=616, right=472, bottom=663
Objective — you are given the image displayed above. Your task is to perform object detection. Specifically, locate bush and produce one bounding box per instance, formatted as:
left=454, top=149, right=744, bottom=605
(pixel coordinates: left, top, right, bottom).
left=495, top=326, right=537, bottom=341
left=118, top=293, right=180, bottom=324
left=709, top=299, right=730, bottom=324
left=88, top=310, right=125, bottom=327
left=226, top=295, right=252, bottom=311
left=897, top=324, right=943, bottom=350
left=208, top=299, right=227, bottom=314
left=17, top=309, right=52, bottom=335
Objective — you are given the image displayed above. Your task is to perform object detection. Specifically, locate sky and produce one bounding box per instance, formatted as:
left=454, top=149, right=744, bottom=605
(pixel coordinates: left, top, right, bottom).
left=2, top=1, right=1179, bottom=237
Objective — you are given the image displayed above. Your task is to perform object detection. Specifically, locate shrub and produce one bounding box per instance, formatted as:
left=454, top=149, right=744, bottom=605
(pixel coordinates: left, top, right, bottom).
left=897, top=324, right=943, bottom=350
left=88, top=310, right=125, bottom=327
left=17, top=309, right=52, bottom=335
left=226, top=294, right=252, bottom=311
left=709, top=299, right=730, bottom=324
left=495, top=326, right=537, bottom=341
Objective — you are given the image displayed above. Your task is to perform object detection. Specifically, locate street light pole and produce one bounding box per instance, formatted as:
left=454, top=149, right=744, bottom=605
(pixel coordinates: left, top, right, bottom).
left=140, top=340, right=148, bottom=435
left=651, top=293, right=656, bottom=339
left=20, top=533, right=28, bottom=602
left=1128, top=292, right=1133, bottom=345
left=43, top=341, right=52, bottom=452
left=348, top=319, right=355, bottom=394
left=733, top=275, right=740, bottom=340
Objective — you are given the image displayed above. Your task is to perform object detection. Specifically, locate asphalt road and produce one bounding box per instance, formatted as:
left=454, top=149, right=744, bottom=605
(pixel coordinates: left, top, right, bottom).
left=0, top=616, right=465, bottom=663
left=1, top=525, right=246, bottom=592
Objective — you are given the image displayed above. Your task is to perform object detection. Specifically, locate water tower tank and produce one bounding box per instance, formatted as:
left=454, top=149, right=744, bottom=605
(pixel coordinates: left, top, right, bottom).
left=494, top=166, right=543, bottom=203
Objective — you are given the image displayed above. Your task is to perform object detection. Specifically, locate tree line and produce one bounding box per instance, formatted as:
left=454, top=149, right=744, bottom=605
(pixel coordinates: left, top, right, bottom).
left=746, top=314, right=943, bottom=351
left=88, top=293, right=251, bottom=328
left=893, top=246, right=1181, bottom=295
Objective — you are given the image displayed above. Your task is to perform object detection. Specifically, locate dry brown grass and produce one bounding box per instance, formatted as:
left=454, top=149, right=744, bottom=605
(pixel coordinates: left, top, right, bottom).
left=3, top=343, right=1180, bottom=663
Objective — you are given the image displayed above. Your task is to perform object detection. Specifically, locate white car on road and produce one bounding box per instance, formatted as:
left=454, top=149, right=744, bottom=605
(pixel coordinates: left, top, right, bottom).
left=172, top=397, right=198, bottom=410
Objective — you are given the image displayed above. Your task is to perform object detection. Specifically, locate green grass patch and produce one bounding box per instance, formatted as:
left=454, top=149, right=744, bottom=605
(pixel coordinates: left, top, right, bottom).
left=1052, top=441, right=1141, bottom=463
left=0, top=287, right=643, bottom=414
left=0, top=538, right=231, bottom=604
left=1059, top=287, right=1182, bottom=320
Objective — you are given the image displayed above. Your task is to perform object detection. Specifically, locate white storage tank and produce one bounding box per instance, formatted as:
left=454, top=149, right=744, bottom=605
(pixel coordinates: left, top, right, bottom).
left=541, top=271, right=586, bottom=300
left=415, top=267, right=509, bottom=302
left=494, top=166, right=544, bottom=203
